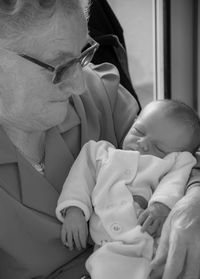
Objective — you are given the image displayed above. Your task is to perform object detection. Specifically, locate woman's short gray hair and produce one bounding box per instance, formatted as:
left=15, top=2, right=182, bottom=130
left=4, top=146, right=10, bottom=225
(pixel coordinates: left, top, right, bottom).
left=0, top=0, right=90, bottom=41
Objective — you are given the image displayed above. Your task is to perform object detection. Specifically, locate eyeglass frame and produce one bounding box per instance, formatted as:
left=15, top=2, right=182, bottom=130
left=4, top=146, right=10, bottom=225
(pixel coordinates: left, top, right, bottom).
left=19, top=37, right=99, bottom=84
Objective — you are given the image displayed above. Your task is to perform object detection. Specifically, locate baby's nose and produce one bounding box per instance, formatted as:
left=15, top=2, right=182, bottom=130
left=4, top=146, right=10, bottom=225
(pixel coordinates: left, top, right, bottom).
left=136, top=138, right=149, bottom=152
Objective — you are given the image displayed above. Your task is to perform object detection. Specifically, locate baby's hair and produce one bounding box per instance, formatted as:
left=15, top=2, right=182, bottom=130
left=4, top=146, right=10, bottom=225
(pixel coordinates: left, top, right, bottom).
left=148, top=99, right=200, bottom=153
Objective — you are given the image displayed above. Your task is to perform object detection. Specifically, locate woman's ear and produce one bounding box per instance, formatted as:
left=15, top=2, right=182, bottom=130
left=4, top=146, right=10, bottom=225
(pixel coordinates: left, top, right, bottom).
left=80, top=0, right=90, bottom=19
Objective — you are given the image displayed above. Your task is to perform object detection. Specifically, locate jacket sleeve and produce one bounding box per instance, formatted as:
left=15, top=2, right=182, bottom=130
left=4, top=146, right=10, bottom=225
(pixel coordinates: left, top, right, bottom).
left=84, top=63, right=140, bottom=147
left=98, top=63, right=140, bottom=146
left=186, top=151, right=200, bottom=191
left=55, top=140, right=114, bottom=222
left=149, top=152, right=197, bottom=209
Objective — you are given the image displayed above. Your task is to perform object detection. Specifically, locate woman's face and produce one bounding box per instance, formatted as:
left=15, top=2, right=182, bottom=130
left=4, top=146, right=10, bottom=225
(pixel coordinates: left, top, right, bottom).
left=0, top=10, right=88, bottom=131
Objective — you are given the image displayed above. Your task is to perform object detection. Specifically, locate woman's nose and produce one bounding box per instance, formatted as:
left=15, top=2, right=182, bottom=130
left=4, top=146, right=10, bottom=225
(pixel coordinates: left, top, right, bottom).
left=136, top=137, right=149, bottom=152
left=67, top=64, right=86, bottom=95
left=58, top=63, right=86, bottom=95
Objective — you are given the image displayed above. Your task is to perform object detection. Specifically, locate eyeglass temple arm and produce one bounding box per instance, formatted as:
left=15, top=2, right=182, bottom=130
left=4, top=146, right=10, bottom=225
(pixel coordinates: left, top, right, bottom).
left=19, top=54, right=55, bottom=72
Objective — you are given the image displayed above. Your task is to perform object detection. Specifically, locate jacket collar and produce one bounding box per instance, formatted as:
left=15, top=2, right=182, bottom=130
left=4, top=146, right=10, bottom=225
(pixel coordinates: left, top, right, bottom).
left=0, top=127, right=70, bottom=218
left=0, top=113, right=79, bottom=218
left=18, top=126, right=80, bottom=217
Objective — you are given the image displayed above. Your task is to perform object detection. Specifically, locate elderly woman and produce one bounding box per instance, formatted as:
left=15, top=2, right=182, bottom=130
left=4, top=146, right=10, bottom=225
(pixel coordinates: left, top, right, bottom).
left=0, top=0, right=139, bottom=278
left=0, top=0, right=199, bottom=279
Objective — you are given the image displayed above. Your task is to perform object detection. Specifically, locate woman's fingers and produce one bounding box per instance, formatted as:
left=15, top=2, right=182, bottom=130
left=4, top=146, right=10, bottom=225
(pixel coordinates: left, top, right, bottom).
left=150, top=215, right=171, bottom=278
left=180, top=243, right=200, bottom=279
left=151, top=213, right=187, bottom=279
left=150, top=265, right=164, bottom=279
left=162, top=235, right=187, bottom=279
left=152, top=190, right=200, bottom=279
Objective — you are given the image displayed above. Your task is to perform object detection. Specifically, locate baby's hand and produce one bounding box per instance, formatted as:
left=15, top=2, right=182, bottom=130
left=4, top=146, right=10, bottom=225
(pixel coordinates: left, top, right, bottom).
left=61, top=206, right=88, bottom=250
left=137, top=202, right=170, bottom=237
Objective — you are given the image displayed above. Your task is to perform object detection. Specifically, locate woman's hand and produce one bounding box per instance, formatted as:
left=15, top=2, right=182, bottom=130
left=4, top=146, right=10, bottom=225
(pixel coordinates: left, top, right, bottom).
left=150, top=187, right=200, bottom=279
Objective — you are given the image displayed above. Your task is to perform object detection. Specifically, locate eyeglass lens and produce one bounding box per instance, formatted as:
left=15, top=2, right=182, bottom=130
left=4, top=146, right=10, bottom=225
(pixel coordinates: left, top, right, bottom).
left=53, top=44, right=98, bottom=83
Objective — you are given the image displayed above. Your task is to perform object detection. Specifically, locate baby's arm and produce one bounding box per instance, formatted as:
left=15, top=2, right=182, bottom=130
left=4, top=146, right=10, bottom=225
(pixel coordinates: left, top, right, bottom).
left=56, top=140, right=115, bottom=222
left=61, top=206, right=88, bottom=250
left=138, top=152, right=196, bottom=237
left=56, top=140, right=115, bottom=248
left=149, top=152, right=196, bottom=209
left=137, top=202, right=170, bottom=237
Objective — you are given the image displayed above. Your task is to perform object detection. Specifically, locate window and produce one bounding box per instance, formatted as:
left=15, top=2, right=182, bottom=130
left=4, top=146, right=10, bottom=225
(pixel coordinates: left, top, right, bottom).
left=107, top=0, right=155, bottom=106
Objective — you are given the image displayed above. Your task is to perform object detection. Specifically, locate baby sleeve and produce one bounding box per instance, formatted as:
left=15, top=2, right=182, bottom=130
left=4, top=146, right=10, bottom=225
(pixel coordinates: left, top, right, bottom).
left=149, top=152, right=197, bottom=209
left=56, top=140, right=114, bottom=222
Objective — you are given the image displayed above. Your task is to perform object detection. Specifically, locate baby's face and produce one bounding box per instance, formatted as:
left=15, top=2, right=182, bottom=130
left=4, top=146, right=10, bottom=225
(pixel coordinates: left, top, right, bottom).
left=123, top=103, right=191, bottom=158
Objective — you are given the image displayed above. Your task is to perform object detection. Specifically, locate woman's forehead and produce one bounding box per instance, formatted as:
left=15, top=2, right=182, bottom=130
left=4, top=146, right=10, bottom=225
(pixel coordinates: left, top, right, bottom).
left=11, top=12, right=88, bottom=61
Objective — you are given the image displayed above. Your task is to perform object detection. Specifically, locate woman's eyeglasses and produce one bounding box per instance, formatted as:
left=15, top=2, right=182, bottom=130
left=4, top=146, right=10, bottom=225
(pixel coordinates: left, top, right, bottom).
left=19, top=38, right=99, bottom=84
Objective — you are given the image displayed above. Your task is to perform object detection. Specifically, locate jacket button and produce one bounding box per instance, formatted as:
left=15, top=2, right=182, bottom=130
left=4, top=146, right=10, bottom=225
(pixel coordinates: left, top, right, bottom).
left=110, top=223, right=122, bottom=233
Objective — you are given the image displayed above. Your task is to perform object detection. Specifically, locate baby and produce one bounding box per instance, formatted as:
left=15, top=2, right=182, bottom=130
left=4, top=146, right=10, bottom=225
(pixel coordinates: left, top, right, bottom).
left=56, top=99, right=200, bottom=279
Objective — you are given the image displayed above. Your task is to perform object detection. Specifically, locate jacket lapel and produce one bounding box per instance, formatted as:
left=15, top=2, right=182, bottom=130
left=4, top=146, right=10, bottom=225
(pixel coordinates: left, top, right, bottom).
left=0, top=128, right=17, bottom=164
left=17, top=151, right=59, bottom=217
left=0, top=129, right=21, bottom=201
left=18, top=102, right=81, bottom=216
left=44, top=127, right=75, bottom=194
left=13, top=126, right=78, bottom=218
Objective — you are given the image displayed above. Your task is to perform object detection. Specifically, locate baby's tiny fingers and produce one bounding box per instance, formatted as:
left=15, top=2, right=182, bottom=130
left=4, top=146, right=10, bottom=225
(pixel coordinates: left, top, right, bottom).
left=138, top=210, right=149, bottom=225
left=73, top=230, right=82, bottom=250
left=147, top=219, right=160, bottom=236
left=66, top=231, right=74, bottom=250
left=141, top=216, right=153, bottom=232
left=61, top=226, right=67, bottom=244
left=80, top=227, right=88, bottom=248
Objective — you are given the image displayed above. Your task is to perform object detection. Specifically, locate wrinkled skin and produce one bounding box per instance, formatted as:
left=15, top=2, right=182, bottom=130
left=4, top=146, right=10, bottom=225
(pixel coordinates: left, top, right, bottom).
left=150, top=186, right=200, bottom=279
